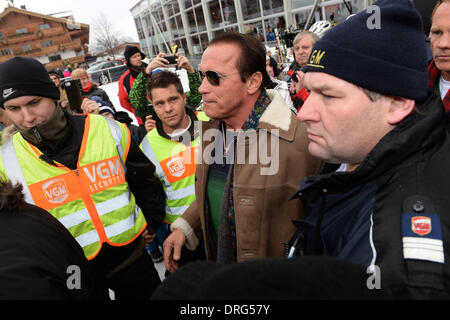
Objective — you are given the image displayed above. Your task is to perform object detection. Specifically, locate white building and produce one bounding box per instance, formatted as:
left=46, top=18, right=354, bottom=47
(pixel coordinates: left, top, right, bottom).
left=130, top=0, right=374, bottom=58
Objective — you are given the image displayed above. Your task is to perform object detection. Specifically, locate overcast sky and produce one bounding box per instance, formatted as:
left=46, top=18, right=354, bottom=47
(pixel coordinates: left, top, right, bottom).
left=0, top=0, right=141, bottom=42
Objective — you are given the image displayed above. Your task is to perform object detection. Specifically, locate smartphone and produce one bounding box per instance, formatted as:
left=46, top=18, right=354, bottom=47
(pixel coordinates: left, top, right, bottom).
left=164, top=55, right=178, bottom=64
left=147, top=104, right=158, bottom=119
left=64, top=79, right=83, bottom=112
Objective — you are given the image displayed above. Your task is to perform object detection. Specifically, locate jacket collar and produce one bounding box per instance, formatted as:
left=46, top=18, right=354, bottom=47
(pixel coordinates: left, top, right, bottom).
left=201, top=89, right=297, bottom=142
left=155, top=107, right=198, bottom=144
left=258, top=89, right=297, bottom=142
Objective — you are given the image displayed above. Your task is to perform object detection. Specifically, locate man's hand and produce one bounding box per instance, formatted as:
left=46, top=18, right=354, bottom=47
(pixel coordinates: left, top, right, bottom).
left=163, top=229, right=186, bottom=273
left=60, top=100, right=69, bottom=110
left=293, top=70, right=305, bottom=93
left=145, top=53, right=195, bottom=75
left=81, top=98, right=99, bottom=114
left=145, top=53, right=170, bottom=74
left=176, top=54, right=195, bottom=74
left=145, top=115, right=156, bottom=132
left=142, top=228, right=157, bottom=247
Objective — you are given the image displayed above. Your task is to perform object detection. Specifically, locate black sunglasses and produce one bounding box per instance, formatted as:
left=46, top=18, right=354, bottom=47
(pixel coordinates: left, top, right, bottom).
left=198, top=70, right=239, bottom=86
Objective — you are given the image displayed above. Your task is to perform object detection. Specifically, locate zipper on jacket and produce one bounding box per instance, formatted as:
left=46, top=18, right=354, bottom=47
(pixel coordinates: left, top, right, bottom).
left=311, top=188, right=328, bottom=255
left=32, top=127, right=43, bottom=144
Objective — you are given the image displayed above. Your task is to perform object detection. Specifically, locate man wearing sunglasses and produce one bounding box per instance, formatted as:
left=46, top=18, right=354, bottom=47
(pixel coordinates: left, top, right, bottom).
left=163, top=31, right=321, bottom=272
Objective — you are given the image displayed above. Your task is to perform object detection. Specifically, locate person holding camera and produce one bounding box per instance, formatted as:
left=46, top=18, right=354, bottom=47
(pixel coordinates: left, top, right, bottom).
left=0, top=56, right=166, bottom=299
left=48, top=70, right=70, bottom=111
left=71, top=68, right=114, bottom=109
left=128, top=52, right=202, bottom=132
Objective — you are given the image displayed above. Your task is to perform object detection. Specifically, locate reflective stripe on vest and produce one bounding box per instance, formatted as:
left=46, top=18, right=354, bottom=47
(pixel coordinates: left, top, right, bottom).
left=0, top=115, right=146, bottom=259
left=1, top=138, right=34, bottom=204
left=141, top=131, right=198, bottom=223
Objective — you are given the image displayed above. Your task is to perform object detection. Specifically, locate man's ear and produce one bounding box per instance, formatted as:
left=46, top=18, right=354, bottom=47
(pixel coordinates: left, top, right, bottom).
left=246, top=71, right=263, bottom=95
left=387, top=96, right=415, bottom=125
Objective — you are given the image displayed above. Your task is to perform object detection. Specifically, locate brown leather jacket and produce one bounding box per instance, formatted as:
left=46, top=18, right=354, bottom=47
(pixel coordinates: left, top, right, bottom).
left=171, top=90, right=322, bottom=262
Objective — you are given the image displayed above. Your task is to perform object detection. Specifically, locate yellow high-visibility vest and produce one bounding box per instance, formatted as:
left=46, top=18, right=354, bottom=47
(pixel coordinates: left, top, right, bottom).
left=140, top=113, right=208, bottom=223
left=0, top=114, right=147, bottom=260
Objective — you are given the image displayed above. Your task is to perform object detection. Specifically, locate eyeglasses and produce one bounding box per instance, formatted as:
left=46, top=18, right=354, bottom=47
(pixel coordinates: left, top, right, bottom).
left=198, top=70, right=240, bottom=86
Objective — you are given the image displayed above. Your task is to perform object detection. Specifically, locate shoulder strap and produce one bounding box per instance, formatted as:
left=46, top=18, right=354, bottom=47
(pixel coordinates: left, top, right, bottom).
left=402, top=195, right=445, bottom=291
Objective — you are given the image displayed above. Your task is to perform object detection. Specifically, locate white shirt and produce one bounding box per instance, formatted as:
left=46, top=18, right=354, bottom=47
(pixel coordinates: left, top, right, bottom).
left=440, top=75, right=450, bottom=100
left=167, top=117, right=192, bottom=139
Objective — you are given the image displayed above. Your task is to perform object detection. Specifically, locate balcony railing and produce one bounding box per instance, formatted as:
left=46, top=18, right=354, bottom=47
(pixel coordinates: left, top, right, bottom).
left=0, top=25, right=68, bottom=46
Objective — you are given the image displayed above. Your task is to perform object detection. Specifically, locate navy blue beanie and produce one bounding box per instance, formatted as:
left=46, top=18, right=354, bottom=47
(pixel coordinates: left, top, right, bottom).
left=0, top=56, right=60, bottom=108
left=90, top=96, right=116, bottom=116
left=303, top=0, right=428, bottom=102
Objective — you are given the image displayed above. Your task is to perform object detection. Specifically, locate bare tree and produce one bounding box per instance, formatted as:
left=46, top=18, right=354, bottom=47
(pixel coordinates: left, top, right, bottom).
left=90, top=13, right=130, bottom=58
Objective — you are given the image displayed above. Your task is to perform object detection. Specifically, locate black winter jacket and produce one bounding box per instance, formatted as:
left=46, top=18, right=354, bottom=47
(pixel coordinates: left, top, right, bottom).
left=83, top=85, right=114, bottom=108
left=0, top=184, right=104, bottom=299
left=291, top=92, right=450, bottom=298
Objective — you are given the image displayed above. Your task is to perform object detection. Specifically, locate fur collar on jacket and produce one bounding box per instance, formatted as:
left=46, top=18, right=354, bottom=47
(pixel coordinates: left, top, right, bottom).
left=258, top=89, right=297, bottom=141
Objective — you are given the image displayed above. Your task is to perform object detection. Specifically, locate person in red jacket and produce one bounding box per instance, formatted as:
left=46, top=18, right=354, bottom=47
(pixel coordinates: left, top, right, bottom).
left=118, top=45, right=147, bottom=126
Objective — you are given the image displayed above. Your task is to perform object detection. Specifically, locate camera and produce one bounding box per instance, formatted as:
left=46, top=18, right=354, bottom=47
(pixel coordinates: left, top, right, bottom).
left=64, top=79, right=83, bottom=112
left=164, top=55, right=178, bottom=64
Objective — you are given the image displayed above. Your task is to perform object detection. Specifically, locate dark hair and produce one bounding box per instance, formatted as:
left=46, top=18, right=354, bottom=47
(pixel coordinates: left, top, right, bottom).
left=208, top=31, right=272, bottom=90
left=147, top=70, right=184, bottom=101
left=0, top=176, right=26, bottom=212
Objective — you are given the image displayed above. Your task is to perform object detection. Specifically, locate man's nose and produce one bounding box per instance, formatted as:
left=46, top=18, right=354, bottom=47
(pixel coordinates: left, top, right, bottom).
left=297, top=96, right=320, bottom=122
left=22, top=108, right=36, bottom=124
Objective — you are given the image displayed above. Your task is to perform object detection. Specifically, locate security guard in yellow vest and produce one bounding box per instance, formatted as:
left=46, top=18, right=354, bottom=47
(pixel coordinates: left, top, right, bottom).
left=140, top=70, right=208, bottom=265
left=0, top=56, right=166, bottom=300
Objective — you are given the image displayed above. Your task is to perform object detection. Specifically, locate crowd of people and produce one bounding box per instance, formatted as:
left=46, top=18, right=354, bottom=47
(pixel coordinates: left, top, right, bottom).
left=0, top=0, right=449, bottom=300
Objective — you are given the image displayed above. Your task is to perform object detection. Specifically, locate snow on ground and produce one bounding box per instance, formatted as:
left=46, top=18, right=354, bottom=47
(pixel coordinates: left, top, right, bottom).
left=99, top=81, right=139, bottom=126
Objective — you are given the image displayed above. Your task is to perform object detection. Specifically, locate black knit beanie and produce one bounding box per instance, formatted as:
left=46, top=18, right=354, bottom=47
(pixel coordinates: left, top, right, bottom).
left=303, top=0, right=428, bottom=102
left=124, top=45, right=146, bottom=68
left=0, top=56, right=60, bottom=108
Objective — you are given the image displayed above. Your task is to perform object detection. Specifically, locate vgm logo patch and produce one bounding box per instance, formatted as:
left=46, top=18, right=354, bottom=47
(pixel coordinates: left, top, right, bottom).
left=167, top=156, right=185, bottom=178
left=411, top=216, right=432, bottom=236
left=42, top=178, right=69, bottom=204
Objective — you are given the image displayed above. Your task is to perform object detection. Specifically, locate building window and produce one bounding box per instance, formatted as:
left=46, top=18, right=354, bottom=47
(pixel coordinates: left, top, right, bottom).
left=292, top=0, right=315, bottom=9
left=293, top=8, right=311, bottom=29
left=170, top=14, right=185, bottom=38
left=39, top=23, right=50, bottom=30
left=23, top=45, right=31, bottom=52
left=165, top=0, right=180, bottom=17
left=186, top=9, right=196, bottom=34
left=49, top=54, right=62, bottom=62
left=0, top=32, right=3, bottom=39
left=41, top=40, right=54, bottom=47
left=242, top=0, right=261, bottom=21
left=323, top=0, right=365, bottom=24
left=209, top=0, right=237, bottom=29
left=184, top=0, right=193, bottom=9
left=135, top=17, right=145, bottom=40
left=0, top=48, right=13, bottom=56
left=263, top=0, right=284, bottom=16
left=16, top=27, right=28, bottom=34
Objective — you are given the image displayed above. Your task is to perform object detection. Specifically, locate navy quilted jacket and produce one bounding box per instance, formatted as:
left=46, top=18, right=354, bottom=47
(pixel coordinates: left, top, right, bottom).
left=290, top=92, right=450, bottom=298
